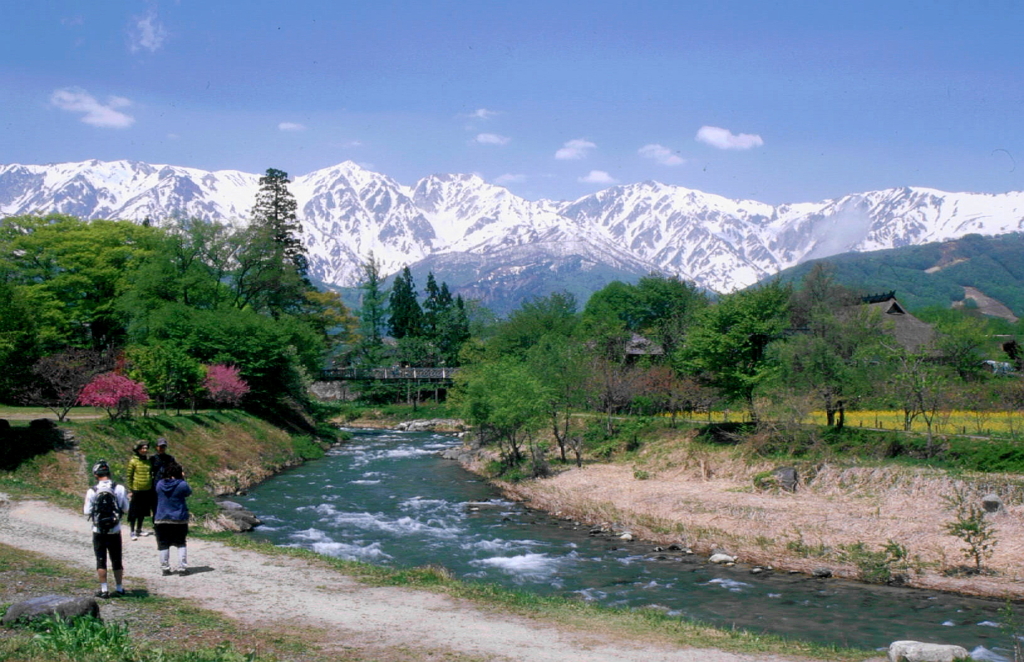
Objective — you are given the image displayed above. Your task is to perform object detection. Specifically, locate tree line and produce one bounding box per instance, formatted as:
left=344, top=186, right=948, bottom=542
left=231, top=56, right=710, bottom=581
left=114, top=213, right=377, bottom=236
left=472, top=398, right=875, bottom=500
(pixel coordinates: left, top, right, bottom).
left=0, top=169, right=356, bottom=425
left=3, top=170, right=1022, bottom=450
left=453, top=264, right=1024, bottom=471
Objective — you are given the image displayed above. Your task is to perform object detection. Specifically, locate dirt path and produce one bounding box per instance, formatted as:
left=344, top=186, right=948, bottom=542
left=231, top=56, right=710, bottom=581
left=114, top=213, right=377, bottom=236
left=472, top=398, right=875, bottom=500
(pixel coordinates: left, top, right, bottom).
left=0, top=495, right=819, bottom=662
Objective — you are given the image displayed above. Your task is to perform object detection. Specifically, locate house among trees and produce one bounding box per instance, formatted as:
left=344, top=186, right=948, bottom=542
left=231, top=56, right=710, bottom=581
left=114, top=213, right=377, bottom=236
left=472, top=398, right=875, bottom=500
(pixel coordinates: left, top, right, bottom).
left=624, top=333, right=665, bottom=363
left=858, top=291, right=936, bottom=354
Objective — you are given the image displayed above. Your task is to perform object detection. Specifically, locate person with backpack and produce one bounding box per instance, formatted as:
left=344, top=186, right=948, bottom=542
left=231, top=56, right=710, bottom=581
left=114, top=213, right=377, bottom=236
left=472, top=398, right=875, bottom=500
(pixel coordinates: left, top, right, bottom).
left=83, top=460, right=130, bottom=598
left=125, top=440, right=154, bottom=540
left=154, top=461, right=192, bottom=576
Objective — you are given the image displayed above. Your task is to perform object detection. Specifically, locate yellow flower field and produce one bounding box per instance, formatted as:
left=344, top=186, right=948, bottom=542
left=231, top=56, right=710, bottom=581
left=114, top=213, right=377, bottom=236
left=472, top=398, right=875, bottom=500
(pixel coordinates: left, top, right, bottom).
left=673, top=409, right=1024, bottom=436
left=813, top=409, right=1024, bottom=436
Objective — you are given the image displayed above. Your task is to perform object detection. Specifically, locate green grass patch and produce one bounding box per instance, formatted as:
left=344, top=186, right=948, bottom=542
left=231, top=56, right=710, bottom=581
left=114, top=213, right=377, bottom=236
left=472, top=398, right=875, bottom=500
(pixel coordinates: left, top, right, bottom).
left=0, top=543, right=320, bottom=662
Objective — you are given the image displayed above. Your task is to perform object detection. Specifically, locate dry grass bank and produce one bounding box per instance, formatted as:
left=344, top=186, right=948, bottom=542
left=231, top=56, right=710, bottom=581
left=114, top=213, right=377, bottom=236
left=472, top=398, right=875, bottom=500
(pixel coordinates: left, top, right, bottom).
left=484, top=429, right=1024, bottom=600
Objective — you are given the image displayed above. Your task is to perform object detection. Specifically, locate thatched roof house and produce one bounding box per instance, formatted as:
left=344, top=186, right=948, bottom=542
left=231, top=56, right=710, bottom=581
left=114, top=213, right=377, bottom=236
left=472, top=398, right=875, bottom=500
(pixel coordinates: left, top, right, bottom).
left=857, top=292, right=936, bottom=354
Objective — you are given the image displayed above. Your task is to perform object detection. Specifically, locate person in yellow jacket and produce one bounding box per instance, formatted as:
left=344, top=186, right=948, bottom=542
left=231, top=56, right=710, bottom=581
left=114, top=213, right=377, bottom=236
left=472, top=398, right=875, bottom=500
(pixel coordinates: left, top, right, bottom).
left=125, top=441, right=154, bottom=540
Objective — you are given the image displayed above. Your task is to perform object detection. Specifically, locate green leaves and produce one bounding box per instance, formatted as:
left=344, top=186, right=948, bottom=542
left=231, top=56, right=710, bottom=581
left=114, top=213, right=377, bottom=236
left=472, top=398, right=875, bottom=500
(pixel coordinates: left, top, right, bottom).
left=457, top=359, right=549, bottom=467
left=1, top=214, right=161, bottom=349
left=675, top=281, right=790, bottom=412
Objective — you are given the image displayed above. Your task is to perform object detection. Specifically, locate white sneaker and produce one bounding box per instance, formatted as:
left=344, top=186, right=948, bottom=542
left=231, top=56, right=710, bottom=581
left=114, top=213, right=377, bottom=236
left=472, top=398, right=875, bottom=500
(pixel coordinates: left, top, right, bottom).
left=131, top=533, right=138, bottom=541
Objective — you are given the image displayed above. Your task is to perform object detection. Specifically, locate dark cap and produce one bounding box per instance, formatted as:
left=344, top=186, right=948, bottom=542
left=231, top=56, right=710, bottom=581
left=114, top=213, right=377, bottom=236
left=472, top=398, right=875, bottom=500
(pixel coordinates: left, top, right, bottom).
left=156, top=437, right=168, bottom=447
left=92, top=460, right=111, bottom=477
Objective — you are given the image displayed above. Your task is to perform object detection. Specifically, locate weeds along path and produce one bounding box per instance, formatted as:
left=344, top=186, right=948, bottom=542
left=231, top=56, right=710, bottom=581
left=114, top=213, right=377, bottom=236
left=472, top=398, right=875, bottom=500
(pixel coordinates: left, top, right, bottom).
left=0, top=496, right=808, bottom=662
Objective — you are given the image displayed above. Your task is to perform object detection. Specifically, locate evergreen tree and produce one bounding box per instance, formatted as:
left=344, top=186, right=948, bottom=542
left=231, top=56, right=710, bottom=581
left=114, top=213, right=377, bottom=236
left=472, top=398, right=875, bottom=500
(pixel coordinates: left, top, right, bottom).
left=435, top=294, right=471, bottom=365
left=357, top=253, right=388, bottom=363
left=422, top=272, right=442, bottom=335
left=388, top=266, right=423, bottom=339
left=251, top=168, right=307, bottom=276
left=233, top=168, right=310, bottom=317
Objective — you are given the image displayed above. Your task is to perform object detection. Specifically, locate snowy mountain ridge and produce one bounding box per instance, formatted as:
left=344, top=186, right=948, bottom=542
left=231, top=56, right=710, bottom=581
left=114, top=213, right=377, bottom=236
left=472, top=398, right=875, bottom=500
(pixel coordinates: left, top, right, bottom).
left=2, top=159, right=1024, bottom=300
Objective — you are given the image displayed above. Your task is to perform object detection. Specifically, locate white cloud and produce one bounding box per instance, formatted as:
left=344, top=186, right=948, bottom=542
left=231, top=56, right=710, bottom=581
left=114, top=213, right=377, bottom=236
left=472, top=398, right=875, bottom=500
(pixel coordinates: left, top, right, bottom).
left=555, top=139, right=596, bottom=160
left=51, top=88, right=134, bottom=129
left=638, top=144, right=685, bottom=166
left=695, top=126, right=764, bottom=150
left=129, top=10, right=167, bottom=53
left=278, top=122, right=306, bottom=132
left=495, top=173, right=526, bottom=185
left=469, top=108, right=499, bottom=120
left=476, top=133, right=510, bottom=145
left=579, top=170, right=617, bottom=185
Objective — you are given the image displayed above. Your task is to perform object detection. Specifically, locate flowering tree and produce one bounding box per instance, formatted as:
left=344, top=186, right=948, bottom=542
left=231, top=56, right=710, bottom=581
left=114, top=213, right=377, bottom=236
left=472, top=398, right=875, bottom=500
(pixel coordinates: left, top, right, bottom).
left=78, top=372, right=149, bottom=420
left=203, top=364, right=250, bottom=410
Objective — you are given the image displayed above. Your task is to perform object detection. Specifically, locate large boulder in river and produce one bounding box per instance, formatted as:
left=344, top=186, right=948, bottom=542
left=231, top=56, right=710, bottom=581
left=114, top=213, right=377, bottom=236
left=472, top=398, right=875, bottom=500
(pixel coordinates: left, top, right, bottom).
left=395, top=419, right=465, bottom=432
left=887, top=640, right=970, bottom=662
left=204, top=501, right=262, bottom=532
left=2, top=595, right=99, bottom=625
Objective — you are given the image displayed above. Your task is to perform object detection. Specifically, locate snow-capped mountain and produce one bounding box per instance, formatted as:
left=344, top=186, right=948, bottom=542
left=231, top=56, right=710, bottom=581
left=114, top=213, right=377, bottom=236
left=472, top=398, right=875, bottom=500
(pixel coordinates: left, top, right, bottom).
left=3, top=159, right=1024, bottom=309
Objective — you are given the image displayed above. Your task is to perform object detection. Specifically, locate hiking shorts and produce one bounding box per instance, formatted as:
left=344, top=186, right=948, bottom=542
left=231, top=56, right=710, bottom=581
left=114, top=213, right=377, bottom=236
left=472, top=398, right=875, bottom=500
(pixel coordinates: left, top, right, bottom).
left=92, top=532, right=123, bottom=571
left=154, top=523, right=188, bottom=550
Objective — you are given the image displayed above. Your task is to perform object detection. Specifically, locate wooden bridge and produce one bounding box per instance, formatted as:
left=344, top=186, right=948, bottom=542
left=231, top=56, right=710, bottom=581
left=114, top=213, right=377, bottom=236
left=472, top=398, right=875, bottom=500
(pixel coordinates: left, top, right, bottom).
left=319, top=367, right=459, bottom=382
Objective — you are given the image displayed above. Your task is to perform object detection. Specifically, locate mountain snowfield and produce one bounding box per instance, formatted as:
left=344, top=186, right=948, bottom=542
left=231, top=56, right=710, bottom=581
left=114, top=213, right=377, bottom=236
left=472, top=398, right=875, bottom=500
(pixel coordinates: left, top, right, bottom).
left=3, top=159, right=1024, bottom=300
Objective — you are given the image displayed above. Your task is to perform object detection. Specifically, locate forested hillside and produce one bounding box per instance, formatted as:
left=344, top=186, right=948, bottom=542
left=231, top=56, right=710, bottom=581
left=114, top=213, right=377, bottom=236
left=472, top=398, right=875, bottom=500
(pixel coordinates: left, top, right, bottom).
left=774, top=233, right=1024, bottom=318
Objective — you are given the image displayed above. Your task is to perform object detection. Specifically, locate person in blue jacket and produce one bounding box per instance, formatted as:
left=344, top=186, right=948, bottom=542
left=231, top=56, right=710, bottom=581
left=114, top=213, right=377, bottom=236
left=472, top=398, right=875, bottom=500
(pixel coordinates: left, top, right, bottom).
left=153, top=461, right=192, bottom=576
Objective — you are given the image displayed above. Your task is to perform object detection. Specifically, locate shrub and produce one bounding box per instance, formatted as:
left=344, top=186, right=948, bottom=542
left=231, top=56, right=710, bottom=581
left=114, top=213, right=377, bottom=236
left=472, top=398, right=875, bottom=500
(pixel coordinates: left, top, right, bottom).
left=840, top=540, right=914, bottom=584
left=943, top=487, right=998, bottom=574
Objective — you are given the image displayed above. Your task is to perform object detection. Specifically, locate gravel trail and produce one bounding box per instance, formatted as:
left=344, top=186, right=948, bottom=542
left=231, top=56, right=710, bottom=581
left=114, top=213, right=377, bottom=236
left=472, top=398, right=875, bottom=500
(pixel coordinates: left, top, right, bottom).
left=0, top=496, right=817, bottom=662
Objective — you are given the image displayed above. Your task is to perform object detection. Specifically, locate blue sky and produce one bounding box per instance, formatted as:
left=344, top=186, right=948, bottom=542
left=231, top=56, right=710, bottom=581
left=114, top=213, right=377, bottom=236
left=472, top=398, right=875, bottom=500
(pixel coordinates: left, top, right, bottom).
left=2, top=1, right=1022, bottom=204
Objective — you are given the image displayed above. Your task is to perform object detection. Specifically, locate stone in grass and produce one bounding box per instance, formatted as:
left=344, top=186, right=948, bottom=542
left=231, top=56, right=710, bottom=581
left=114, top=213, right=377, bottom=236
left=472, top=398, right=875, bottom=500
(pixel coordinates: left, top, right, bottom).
left=2, top=595, right=99, bottom=626
left=887, top=640, right=970, bottom=662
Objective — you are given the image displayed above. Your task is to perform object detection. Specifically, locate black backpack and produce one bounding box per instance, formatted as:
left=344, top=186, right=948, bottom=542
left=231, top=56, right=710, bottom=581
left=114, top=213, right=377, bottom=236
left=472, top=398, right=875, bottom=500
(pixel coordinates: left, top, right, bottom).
left=91, top=483, right=122, bottom=533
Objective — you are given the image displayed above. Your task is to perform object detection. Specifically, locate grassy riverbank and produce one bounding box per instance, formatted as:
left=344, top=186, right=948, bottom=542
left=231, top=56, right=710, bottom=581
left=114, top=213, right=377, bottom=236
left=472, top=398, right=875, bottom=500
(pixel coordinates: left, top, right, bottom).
left=0, top=410, right=337, bottom=519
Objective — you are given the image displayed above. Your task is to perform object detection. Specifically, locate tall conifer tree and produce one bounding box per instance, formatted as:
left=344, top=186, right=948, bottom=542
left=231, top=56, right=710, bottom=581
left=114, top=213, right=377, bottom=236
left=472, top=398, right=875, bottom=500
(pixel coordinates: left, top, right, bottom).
left=233, top=168, right=310, bottom=316
left=388, top=266, right=423, bottom=339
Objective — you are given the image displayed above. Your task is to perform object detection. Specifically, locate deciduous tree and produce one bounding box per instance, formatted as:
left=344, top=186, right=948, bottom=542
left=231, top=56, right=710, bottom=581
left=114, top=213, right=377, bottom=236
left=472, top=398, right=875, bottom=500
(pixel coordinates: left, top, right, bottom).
left=204, top=363, right=250, bottom=409
left=78, top=372, right=149, bottom=420
left=675, top=281, right=790, bottom=420
left=457, top=359, right=549, bottom=469
left=29, top=348, right=115, bottom=420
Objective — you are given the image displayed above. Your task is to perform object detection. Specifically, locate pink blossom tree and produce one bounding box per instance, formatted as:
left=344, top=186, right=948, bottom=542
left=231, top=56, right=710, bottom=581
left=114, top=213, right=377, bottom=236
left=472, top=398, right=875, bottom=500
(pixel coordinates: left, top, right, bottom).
left=78, top=372, right=149, bottom=420
left=203, top=364, right=250, bottom=410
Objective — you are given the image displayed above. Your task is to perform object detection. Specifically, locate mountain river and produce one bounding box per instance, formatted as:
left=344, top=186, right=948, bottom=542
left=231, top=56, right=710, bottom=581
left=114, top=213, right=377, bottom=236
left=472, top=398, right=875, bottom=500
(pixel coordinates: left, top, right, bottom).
left=239, top=427, right=1018, bottom=657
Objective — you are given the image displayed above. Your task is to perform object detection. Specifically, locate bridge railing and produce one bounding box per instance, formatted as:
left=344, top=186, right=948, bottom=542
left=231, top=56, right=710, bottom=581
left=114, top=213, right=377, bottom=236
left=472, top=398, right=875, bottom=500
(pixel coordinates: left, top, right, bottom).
left=319, top=367, right=459, bottom=381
